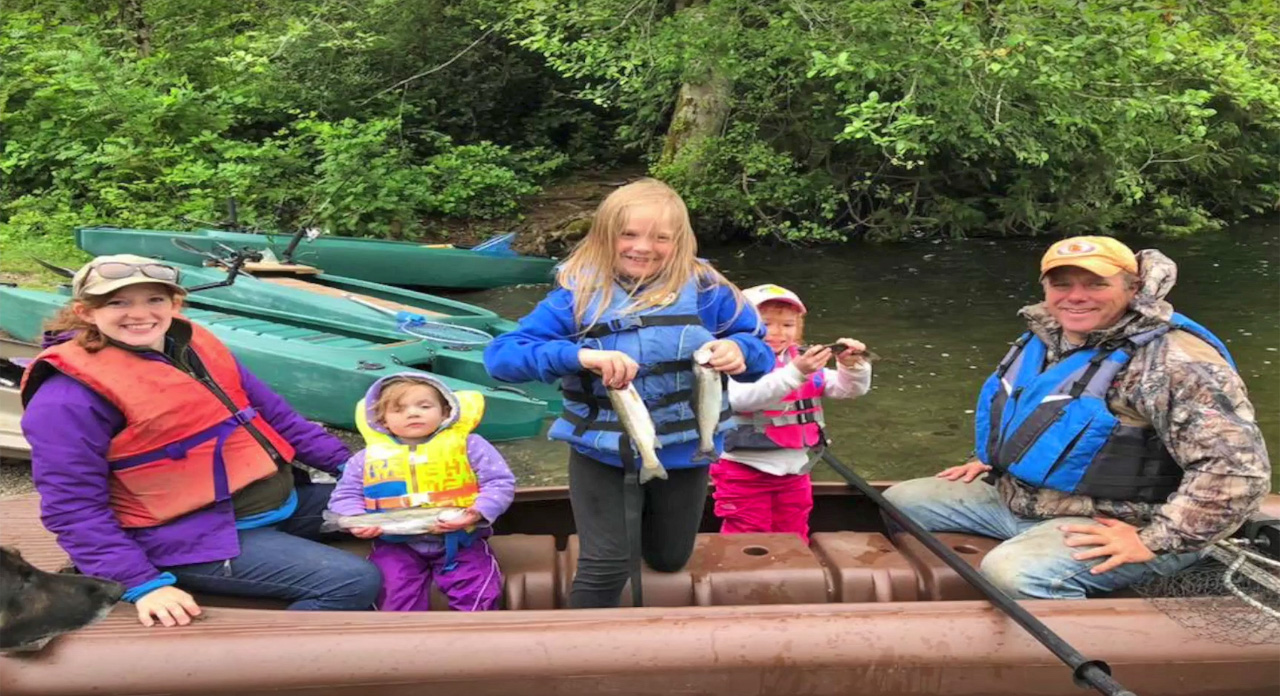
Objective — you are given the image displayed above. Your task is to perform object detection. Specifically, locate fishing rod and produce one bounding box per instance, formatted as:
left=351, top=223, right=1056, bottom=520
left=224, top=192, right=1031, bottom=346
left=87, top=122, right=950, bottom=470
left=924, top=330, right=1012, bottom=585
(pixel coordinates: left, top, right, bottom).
left=819, top=450, right=1138, bottom=696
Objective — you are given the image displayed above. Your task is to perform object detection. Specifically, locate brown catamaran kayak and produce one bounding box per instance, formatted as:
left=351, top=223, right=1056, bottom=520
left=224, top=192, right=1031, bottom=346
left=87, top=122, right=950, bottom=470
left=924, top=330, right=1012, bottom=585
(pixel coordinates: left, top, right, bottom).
left=1, top=484, right=1276, bottom=696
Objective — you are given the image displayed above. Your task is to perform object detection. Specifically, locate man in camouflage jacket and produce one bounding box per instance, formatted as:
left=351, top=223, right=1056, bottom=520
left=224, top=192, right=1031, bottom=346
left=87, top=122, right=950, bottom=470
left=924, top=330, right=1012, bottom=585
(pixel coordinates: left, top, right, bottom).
left=884, top=236, right=1271, bottom=599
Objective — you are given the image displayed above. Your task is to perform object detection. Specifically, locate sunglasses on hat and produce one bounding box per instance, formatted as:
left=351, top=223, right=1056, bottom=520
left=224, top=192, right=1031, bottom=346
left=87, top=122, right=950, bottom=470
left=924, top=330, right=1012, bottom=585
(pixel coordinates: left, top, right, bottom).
left=91, top=261, right=180, bottom=283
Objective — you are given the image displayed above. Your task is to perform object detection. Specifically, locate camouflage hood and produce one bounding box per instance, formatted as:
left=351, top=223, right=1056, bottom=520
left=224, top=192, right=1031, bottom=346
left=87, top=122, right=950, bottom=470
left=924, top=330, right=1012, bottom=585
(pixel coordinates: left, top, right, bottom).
left=1018, top=248, right=1178, bottom=350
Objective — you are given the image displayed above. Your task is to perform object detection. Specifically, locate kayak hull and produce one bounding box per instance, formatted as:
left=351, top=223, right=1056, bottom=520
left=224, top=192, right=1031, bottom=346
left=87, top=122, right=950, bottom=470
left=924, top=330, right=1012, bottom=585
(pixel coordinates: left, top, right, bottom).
left=75, top=227, right=557, bottom=289
left=0, top=288, right=548, bottom=441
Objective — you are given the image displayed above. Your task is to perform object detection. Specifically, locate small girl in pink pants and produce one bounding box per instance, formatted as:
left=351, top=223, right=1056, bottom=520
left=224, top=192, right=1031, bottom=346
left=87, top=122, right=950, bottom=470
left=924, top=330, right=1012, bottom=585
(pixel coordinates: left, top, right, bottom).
left=710, top=284, right=872, bottom=544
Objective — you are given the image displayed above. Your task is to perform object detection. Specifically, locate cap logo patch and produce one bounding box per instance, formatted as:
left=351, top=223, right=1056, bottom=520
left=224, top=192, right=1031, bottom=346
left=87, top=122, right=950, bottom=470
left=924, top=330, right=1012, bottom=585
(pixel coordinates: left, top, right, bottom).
left=1057, top=241, right=1097, bottom=256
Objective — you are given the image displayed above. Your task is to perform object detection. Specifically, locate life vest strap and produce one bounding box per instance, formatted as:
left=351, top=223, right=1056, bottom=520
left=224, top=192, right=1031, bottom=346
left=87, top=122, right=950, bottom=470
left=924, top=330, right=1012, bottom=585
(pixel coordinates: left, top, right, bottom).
left=110, top=406, right=259, bottom=471
left=583, top=314, right=701, bottom=339
left=562, top=387, right=695, bottom=411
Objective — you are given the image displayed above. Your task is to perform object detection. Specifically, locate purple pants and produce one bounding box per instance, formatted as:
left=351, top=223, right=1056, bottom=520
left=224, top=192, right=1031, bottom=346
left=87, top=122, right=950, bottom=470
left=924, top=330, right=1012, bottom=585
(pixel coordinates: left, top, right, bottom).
left=368, top=539, right=504, bottom=611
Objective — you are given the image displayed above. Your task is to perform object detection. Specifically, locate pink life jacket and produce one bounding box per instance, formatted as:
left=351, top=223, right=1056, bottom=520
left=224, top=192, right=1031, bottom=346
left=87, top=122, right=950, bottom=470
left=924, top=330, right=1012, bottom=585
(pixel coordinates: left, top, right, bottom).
left=723, top=346, right=826, bottom=452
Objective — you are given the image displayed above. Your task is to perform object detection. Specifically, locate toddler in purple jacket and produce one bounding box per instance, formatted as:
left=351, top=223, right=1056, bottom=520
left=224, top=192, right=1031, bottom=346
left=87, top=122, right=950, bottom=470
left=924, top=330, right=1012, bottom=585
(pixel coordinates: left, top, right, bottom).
left=328, top=373, right=515, bottom=611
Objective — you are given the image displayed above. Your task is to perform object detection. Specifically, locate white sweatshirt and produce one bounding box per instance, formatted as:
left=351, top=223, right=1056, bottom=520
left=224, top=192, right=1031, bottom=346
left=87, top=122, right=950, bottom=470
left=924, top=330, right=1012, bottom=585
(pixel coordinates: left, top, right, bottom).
left=721, top=360, right=871, bottom=476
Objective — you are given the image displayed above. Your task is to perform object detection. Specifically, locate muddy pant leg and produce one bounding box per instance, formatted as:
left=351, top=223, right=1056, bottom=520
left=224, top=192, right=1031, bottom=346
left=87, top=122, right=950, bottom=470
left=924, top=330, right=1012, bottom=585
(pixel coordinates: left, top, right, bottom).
left=711, top=459, right=775, bottom=535
left=641, top=464, right=709, bottom=572
left=771, top=473, right=814, bottom=544
left=368, top=541, right=433, bottom=611
left=568, top=451, right=633, bottom=608
left=981, top=517, right=1206, bottom=599
left=431, top=538, right=504, bottom=611
left=880, top=476, right=1025, bottom=540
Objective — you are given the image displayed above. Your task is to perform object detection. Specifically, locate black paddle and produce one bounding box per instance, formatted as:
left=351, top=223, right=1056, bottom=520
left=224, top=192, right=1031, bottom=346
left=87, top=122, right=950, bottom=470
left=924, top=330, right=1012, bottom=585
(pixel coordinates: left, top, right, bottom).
left=819, top=450, right=1138, bottom=696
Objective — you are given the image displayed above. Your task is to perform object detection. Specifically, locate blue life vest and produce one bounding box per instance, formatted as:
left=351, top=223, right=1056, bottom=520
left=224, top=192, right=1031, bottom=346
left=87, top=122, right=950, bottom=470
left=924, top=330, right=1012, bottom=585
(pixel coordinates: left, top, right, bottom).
left=547, top=279, right=732, bottom=461
left=974, top=313, right=1233, bottom=503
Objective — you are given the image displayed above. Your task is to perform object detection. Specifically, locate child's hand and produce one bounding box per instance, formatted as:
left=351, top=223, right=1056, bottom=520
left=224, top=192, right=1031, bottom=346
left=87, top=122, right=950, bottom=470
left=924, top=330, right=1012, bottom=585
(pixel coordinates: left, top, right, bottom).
left=349, top=526, right=382, bottom=539
left=700, top=339, right=746, bottom=375
left=579, top=349, right=639, bottom=389
left=431, top=508, right=482, bottom=533
left=834, top=338, right=868, bottom=368
left=792, top=344, right=833, bottom=375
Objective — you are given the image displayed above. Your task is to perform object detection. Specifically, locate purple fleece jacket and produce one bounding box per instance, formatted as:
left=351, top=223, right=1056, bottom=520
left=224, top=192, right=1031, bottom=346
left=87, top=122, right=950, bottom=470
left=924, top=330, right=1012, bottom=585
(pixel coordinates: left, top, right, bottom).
left=22, top=338, right=350, bottom=590
left=327, top=373, right=516, bottom=554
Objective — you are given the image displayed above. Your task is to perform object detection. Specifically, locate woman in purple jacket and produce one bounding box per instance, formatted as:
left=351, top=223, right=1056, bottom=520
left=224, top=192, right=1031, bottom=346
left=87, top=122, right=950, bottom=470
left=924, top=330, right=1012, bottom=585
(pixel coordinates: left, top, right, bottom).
left=20, top=255, right=381, bottom=628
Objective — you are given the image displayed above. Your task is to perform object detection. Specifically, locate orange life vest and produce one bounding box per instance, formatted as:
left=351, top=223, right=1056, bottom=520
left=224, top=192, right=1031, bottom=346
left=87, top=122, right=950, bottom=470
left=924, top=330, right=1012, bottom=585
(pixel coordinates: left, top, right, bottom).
left=21, top=319, right=295, bottom=528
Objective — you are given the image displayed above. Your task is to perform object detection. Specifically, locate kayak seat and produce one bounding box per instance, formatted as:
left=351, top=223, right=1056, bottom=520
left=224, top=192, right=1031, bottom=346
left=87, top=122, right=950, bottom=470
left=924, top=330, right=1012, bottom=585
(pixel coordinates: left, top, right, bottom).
left=560, top=533, right=829, bottom=607
left=890, top=531, right=1002, bottom=601
left=810, top=532, right=920, bottom=602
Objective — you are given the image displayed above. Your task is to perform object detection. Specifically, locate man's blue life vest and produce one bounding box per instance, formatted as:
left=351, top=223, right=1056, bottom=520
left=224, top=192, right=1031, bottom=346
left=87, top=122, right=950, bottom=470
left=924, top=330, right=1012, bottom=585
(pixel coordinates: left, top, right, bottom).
left=548, top=279, right=732, bottom=460
left=974, top=313, right=1233, bottom=504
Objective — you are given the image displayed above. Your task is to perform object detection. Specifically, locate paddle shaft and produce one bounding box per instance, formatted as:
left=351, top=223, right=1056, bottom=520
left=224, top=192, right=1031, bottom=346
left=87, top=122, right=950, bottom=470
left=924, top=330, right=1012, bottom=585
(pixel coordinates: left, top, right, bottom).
left=819, top=450, right=1138, bottom=696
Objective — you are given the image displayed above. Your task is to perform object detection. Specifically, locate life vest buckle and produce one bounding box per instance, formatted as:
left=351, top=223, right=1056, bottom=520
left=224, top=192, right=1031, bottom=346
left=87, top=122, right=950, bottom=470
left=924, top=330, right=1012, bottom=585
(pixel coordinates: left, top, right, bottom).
left=231, top=407, right=258, bottom=425
left=606, top=316, right=643, bottom=334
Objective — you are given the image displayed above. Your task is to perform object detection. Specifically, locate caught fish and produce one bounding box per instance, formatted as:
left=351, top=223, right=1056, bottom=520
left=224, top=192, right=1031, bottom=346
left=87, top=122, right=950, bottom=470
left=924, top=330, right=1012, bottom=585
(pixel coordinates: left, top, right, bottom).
left=607, top=383, right=666, bottom=484
left=323, top=506, right=469, bottom=536
left=804, top=342, right=881, bottom=363
left=691, top=345, right=723, bottom=463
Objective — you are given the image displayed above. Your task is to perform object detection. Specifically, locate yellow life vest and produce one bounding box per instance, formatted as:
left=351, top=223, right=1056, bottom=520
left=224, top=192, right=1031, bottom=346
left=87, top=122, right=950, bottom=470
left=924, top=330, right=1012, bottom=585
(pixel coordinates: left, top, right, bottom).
left=356, top=389, right=485, bottom=512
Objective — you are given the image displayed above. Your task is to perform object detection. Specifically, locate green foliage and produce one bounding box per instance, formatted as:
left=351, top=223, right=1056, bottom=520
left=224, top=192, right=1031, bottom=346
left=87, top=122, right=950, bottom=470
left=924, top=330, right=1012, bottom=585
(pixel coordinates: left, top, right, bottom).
left=502, top=0, right=1280, bottom=240
left=2, top=0, right=1276, bottom=247
left=0, top=2, right=591, bottom=242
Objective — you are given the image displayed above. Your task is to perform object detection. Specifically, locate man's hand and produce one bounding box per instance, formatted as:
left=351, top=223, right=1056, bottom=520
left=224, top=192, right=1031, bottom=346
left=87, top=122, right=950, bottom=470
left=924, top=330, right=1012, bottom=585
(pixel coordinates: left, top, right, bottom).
left=349, top=526, right=382, bottom=539
left=1060, top=517, right=1156, bottom=574
left=936, top=459, right=991, bottom=483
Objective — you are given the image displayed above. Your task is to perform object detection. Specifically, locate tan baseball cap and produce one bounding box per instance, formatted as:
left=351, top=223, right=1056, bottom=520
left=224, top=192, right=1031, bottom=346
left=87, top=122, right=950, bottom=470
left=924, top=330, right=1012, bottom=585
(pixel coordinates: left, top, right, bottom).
left=742, top=283, right=807, bottom=314
left=72, top=255, right=187, bottom=298
left=1040, top=236, right=1138, bottom=278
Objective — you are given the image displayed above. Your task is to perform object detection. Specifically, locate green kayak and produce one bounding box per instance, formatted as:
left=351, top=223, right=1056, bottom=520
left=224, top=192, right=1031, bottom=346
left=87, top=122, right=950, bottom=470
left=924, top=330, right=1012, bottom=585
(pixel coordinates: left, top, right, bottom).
left=0, top=287, right=550, bottom=442
left=76, top=227, right=558, bottom=290
left=161, top=262, right=562, bottom=414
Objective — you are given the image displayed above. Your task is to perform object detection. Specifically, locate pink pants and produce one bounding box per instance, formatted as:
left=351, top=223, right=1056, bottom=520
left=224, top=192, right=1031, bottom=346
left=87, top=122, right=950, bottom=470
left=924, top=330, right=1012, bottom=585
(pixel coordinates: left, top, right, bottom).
left=709, top=458, right=814, bottom=544
left=368, top=538, right=503, bottom=611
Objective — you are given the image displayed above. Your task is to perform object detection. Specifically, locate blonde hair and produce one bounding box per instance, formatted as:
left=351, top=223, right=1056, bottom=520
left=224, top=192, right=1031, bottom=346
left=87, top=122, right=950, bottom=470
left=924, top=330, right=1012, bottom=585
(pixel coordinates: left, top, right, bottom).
left=43, top=288, right=183, bottom=353
left=373, top=378, right=450, bottom=426
left=556, top=178, right=744, bottom=332
left=758, top=300, right=805, bottom=343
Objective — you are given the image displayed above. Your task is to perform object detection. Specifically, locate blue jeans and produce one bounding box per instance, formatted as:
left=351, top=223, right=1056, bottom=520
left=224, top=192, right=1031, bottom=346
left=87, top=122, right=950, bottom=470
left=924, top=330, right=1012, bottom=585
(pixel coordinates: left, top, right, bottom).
left=164, top=483, right=382, bottom=610
left=881, top=477, right=1203, bottom=599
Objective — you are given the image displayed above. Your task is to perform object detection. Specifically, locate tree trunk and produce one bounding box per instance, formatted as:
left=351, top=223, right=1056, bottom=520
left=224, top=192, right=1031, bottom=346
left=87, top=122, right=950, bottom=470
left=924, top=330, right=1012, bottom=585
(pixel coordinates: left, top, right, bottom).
left=120, top=0, right=151, bottom=58
left=658, top=0, right=732, bottom=171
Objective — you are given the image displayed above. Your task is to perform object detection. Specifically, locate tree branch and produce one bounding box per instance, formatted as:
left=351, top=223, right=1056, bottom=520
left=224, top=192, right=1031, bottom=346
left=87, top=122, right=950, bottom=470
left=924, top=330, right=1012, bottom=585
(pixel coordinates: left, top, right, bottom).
left=359, top=25, right=500, bottom=106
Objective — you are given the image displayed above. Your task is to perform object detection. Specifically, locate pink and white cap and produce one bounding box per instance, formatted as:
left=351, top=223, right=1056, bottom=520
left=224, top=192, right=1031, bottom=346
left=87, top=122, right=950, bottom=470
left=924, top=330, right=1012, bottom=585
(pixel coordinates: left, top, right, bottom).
left=742, top=284, right=807, bottom=315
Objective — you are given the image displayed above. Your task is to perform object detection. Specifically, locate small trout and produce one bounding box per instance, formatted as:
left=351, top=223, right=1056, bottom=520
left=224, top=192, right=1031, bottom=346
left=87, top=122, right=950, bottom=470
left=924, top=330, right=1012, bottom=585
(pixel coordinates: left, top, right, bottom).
left=324, top=506, right=469, bottom=536
left=691, top=345, right=723, bottom=463
left=607, top=383, right=666, bottom=484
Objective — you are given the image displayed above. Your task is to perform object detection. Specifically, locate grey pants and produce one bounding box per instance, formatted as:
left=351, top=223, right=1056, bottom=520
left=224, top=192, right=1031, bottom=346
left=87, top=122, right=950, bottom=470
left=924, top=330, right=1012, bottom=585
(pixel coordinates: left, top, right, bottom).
left=567, top=450, right=709, bottom=608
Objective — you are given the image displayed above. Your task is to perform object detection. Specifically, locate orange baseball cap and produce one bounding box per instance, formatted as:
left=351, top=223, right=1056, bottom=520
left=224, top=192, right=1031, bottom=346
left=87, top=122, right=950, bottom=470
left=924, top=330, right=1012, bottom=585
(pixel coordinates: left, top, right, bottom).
left=1040, top=236, right=1138, bottom=278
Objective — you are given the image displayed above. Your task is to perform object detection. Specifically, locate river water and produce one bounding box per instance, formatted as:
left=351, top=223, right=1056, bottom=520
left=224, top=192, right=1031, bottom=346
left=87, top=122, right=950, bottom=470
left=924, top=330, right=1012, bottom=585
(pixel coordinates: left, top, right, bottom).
left=465, top=221, right=1279, bottom=489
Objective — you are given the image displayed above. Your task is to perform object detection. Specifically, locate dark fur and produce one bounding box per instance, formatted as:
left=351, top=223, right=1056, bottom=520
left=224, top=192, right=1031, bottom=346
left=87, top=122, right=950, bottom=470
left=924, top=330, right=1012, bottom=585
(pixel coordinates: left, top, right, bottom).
left=0, top=547, right=123, bottom=652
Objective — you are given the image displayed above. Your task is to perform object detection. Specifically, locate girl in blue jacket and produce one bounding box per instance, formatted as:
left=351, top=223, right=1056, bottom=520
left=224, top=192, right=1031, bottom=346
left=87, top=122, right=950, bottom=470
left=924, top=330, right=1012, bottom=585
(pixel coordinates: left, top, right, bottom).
left=484, top=178, right=773, bottom=608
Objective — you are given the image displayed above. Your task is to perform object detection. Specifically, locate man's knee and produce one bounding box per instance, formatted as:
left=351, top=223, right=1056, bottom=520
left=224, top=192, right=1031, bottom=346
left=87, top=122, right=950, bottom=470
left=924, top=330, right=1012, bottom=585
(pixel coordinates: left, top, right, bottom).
left=979, top=542, right=1080, bottom=600
left=882, top=477, right=949, bottom=512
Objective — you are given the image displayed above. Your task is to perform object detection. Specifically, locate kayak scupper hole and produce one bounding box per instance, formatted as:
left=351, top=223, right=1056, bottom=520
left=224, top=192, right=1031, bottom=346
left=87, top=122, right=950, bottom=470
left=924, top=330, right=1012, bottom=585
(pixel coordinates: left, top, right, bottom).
left=953, top=544, right=981, bottom=555
left=742, top=546, right=770, bottom=557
